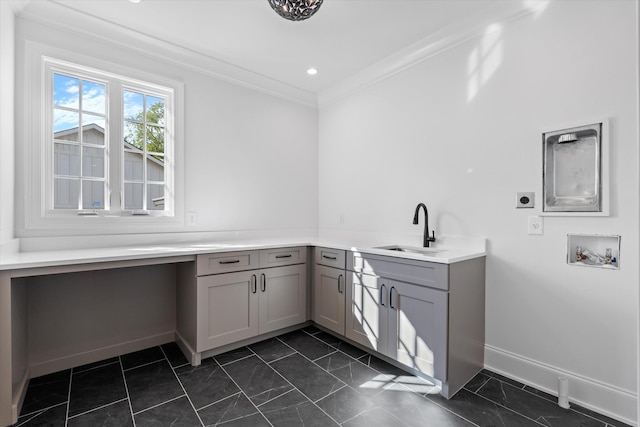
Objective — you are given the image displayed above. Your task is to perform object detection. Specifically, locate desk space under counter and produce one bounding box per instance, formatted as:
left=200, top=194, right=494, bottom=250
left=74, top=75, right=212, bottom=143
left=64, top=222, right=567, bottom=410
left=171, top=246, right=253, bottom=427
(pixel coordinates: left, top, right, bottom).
left=0, top=254, right=194, bottom=426
left=176, top=246, right=310, bottom=366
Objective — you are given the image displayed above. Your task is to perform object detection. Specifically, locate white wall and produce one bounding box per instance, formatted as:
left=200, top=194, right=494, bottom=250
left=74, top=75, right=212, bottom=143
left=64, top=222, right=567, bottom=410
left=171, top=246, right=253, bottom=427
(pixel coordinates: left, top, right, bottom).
left=319, top=1, right=638, bottom=423
left=13, top=14, right=319, bottom=240
left=0, top=2, right=15, bottom=244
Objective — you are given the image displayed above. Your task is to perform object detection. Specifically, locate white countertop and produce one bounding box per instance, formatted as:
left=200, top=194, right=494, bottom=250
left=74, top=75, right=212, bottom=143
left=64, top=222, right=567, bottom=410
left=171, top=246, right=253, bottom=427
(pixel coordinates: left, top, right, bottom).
left=0, top=235, right=486, bottom=271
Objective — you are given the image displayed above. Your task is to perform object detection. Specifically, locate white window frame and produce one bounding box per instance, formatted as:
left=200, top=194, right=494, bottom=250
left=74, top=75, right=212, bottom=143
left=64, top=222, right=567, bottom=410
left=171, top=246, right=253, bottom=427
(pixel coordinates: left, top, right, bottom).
left=22, top=42, right=184, bottom=234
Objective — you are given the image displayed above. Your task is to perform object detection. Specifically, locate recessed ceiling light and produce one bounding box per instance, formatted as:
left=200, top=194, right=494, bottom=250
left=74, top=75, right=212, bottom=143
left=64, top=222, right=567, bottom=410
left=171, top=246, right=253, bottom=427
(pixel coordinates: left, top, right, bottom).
left=307, top=68, right=318, bottom=76
left=129, top=0, right=141, bottom=3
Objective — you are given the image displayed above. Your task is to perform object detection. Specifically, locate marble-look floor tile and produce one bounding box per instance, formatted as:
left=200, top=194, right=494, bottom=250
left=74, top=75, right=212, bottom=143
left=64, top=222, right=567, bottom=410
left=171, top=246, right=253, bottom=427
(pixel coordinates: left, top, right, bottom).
left=175, top=357, right=240, bottom=410
left=15, top=335, right=630, bottom=427
left=314, top=332, right=368, bottom=359
left=371, top=388, right=474, bottom=427
left=222, top=355, right=293, bottom=405
left=67, top=399, right=133, bottom=427
left=120, top=346, right=165, bottom=371
left=249, top=337, right=296, bottom=363
left=214, top=346, right=254, bottom=366
left=124, top=359, right=184, bottom=414
left=392, top=373, right=439, bottom=395
left=278, top=330, right=337, bottom=361
left=20, top=370, right=71, bottom=416
left=260, top=389, right=340, bottom=427
left=462, top=371, right=492, bottom=393
left=315, top=385, right=376, bottom=423
left=214, top=412, right=272, bottom=427
left=134, top=396, right=201, bottom=426
left=357, top=354, right=408, bottom=378
left=74, top=357, right=119, bottom=374
left=258, top=388, right=311, bottom=411
left=198, top=392, right=258, bottom=426
left=566, top=403, right=633, bottom=427
left=342, top=406, right=409, bottom=427
left=480, top=369, right=527, bottom=389
left=301, top=325, right=322, bottom=335
left=68, top=362, right=127, bottom=417
left=311, top=331, right=343, bottom=347
left=270, top=353, right=345, bottom=402
left=13, top=402, right=67, bottom=427
left=315, top=352, right=390, bottom=397
left=162, top=342, right=189, bottom=367
left=477, top=378, right=606, bottom=427
left=427, top=388, right=543, bottom=427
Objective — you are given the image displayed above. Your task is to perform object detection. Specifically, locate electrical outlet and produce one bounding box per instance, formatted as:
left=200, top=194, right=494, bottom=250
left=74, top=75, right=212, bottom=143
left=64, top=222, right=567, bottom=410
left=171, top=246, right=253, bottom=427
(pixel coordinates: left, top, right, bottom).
left=516, top=192, right=535, bottom=208
left=187, top=211, right=197, bottom=226
left=528, top=216, right=543, bottom=235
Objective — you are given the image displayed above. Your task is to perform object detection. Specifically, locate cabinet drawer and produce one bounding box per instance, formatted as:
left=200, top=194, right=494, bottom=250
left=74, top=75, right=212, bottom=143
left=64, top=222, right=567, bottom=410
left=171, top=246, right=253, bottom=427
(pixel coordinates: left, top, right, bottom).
left=259, top=247, right=307, bottom=268
left=314, top=247, right=346, bottom=269
left=348, top=251, right=449, bottom=291
left=197, top=251, right=259, bottom=276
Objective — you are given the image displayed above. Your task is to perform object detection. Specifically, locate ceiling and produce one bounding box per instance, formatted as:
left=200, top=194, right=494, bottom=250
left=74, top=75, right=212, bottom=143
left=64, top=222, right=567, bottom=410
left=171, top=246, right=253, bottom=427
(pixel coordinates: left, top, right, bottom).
left=18, top=0, right=537, bottom=101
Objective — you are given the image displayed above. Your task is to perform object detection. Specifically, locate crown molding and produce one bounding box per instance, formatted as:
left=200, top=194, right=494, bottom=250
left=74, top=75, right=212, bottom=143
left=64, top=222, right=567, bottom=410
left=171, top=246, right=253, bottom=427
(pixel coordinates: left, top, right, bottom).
left=16, top=1, right=318, bottom=108
left=14, top=0, right=547, bottom=111
left=318, top=1, right=545, bottom=108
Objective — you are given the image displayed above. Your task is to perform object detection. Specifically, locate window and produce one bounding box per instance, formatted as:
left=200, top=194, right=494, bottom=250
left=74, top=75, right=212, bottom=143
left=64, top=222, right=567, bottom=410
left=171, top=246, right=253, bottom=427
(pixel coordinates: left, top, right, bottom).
left=52, top=72, right=107, bottom=210
left=122, top=90, right=167, bottom=212
left=43, top=57, right=177, bottom=218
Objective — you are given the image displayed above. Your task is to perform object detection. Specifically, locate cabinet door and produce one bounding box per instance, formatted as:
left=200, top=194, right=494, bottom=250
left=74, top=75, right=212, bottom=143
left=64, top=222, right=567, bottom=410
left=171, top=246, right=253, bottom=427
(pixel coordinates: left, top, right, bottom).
left=259, top=264, right=307, bottom=334
left=313, top=265, right=345, bottom=335
left=346, top=272, right=387, bottom=353
left=387, top=280, right=448, bottom=381
left=196, top=271, right=258, bottom=352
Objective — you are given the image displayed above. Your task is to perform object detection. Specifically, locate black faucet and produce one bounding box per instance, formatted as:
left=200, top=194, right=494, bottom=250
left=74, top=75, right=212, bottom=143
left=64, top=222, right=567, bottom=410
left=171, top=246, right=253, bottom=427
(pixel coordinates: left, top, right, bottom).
left=413, top=203, right=436, bottom=248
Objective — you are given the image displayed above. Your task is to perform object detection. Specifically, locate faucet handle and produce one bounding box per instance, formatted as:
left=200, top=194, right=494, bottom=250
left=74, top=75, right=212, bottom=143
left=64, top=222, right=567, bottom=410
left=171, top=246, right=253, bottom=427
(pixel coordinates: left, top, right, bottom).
left=427, top=230, right=436, bottom=242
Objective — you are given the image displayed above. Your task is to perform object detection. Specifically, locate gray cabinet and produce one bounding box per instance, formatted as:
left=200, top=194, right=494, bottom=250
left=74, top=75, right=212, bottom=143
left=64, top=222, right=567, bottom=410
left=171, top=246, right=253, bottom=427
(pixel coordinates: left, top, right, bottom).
left=192, top=247, right=307, bottom=353
left=313, top=247, right=346, bottom=335
left=387, top=279, right=447, bottom=381
left=347, top=272, right=447, bottom=381
left=259, top=264, right=307, bottom=334
left=196, top=270, right=258, bottom=351
left=346, top=251, right=485, bottom=398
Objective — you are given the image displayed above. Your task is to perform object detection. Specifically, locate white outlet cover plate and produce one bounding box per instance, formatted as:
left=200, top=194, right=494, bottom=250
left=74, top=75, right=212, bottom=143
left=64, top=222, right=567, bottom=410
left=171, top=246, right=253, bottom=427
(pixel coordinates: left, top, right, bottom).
left=528, top=216, right=543, bottom=235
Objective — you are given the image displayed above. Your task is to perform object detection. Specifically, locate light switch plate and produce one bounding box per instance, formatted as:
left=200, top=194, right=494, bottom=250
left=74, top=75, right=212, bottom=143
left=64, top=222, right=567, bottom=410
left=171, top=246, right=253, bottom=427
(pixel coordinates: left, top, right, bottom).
left=516, top=192, right=535, bottom=208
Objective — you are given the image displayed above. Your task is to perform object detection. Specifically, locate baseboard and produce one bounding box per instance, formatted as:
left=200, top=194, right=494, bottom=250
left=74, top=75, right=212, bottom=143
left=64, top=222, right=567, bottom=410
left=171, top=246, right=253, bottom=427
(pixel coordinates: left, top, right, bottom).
left=28, top=332, right=175, bottom=378
left=11, top=366, right=29, bottom=425
left=174, top=331, right=200, bottom=366
left=485, top=344, right=637, bottom=426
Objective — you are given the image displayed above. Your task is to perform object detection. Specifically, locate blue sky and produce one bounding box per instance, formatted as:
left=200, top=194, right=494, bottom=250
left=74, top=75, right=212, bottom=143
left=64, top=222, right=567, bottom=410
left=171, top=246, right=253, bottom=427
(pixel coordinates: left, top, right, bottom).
left=53, top=73, right=106, bottom=133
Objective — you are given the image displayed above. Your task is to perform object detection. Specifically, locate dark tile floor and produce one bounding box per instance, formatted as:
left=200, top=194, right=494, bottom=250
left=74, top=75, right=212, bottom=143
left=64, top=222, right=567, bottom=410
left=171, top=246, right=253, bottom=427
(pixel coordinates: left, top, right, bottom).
left=13, top=326, right=629, bottom=427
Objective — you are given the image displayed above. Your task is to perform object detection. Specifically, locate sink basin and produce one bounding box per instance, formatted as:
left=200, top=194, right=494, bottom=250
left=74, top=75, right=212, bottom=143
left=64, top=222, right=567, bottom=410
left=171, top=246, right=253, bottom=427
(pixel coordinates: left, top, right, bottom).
left=374, top=245, right=443, bottom=256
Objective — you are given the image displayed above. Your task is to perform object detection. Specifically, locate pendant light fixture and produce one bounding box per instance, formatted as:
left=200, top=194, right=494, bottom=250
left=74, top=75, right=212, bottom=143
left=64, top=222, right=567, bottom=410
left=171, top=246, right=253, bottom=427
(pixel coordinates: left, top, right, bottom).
left=268, top=0, right=323, bottom=21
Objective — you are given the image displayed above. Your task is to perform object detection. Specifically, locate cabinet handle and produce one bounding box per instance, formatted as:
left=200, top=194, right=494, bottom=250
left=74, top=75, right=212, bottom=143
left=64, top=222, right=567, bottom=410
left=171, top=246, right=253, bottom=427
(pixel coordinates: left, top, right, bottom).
left=380, top=284, right=386, bottom=307
left=261, top=273, right=266, bottom=292
left=219, top=259, right=240, bottom=265
left=322, top=255, right=337, bottom=260
left=337, top=274, right=343, bottom=294
left=251, top=275, right=257, bottom=294
left=275, top=254, right=292, bottom=259
left=389, top=286, right=396, bottom=309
